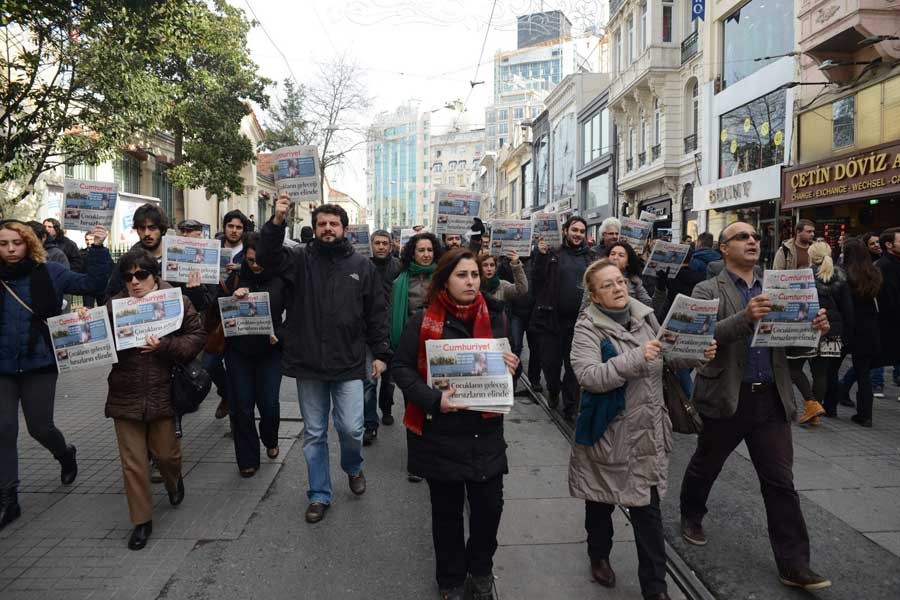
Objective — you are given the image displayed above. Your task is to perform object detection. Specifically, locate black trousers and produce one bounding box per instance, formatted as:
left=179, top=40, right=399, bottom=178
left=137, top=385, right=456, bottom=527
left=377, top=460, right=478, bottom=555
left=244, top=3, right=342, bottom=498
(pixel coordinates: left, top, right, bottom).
left=379, top=367, right=395, bottom=414
left=426, top=475, right=504, bottom=589
left=525, top=327, right=543, bottom=384
left=680, top=384, right=810, bottom=571
left=539, top=319, right=578, bottom=413
left=586, top=487, right=667, bottom=597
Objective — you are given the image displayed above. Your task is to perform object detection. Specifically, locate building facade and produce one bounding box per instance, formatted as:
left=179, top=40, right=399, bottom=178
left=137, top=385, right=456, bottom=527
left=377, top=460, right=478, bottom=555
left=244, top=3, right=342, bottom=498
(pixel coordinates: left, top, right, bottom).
left=428, top=128, right=485, bottom=192
left=496, top=121, right=533, bottom=218
left=577, top=90, right=615, bottom=238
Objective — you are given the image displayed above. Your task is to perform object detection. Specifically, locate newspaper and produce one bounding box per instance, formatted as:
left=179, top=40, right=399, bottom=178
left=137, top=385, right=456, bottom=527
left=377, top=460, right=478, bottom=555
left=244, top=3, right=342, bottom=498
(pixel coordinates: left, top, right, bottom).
left=489, top=219, right=533, bottom=255
left=657, top=294, right=719, bottom=359
left=347, top=224, right=371, bottom=257
left=751, top=269, right=821, bottom=348
left=642, top=240, right=690, bottom=278
left=273, top=145, right=321, bottom=203
left=639, top=210, right=658, bottom=223
left=532, top=210, right=561, bottom=247
left=219, top=247, right=234, bottom=281
left=218, top=292, right=274, bottom=337
left=162, top=235, right=222, bottom=285
left=433, top=187, right=482, bottom=235
left=62, top=179, right=117, bottom=231
left=390, top=226, right=402, bottom=242
left=426, top=338, right=514, bottom=414
left=620, top=217, right=652, bottom=252
left=112, top=287, right=185, bottom=351
left=400, top=228, right=416, bottom=250
left=48, top=308, right=118, bottom=373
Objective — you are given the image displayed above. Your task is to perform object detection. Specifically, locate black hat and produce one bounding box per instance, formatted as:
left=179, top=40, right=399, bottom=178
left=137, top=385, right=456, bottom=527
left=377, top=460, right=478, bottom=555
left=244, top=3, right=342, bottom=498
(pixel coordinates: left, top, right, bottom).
left=177, top=219, right=204, bottom=233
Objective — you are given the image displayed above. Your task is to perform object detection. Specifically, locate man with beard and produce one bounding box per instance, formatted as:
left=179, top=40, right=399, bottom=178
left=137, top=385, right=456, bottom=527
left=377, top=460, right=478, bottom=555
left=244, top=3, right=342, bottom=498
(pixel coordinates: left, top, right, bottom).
left=532, top=215, right=597, bottom=421
left=442, top=233, right=462, bottom=250
left=258, top=193, right=391, bottom=524
left=42, top=218, right=83, bottom=271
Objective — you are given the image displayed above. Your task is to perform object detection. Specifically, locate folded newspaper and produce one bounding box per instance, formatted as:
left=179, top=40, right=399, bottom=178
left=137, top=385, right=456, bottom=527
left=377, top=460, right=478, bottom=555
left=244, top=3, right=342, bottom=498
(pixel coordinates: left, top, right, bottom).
left=162, top=235, right=222, bottom=285
left=48, top=308, right=118, bottom=373
left=218, top=292, right=275, bottom=337
left=425, top=338, right=514, bottom=414
left=111, top=287, right=184, bottom=351
left=642, top=240, right=690, bottom=278
left=657, top=294, right=719, bottom=359
left=751, top=269, right=821, bottom=348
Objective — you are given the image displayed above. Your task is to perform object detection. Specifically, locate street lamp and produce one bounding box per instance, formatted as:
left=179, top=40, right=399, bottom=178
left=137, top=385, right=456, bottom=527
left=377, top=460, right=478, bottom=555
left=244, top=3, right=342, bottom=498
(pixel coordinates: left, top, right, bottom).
left=858, top=35, right=900, bottom=48
left=819, top=58, right=880, bottom=70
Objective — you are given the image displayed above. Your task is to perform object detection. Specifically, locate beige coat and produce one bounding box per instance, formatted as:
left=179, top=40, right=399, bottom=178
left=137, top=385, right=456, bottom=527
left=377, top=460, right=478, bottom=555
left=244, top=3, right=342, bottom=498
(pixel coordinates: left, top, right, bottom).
left=567, top=298, right=671, bottom=507
left=484, top=261, right=528, bottom=303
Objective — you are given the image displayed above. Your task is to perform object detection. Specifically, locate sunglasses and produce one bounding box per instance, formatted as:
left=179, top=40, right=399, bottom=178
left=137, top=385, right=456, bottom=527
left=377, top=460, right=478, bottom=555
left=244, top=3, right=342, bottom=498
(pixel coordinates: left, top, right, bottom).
left=723, top=231, right=761, bottom=244
left=125, top=270, right=153, bottom=282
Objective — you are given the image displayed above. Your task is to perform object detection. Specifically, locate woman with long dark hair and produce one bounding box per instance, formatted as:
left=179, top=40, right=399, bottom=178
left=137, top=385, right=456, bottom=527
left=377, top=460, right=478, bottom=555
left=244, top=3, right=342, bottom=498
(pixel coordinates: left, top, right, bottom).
left=839, top=237, right=883, bottom=427
left=390, top=232, right=444, bottom=349
left=605, top=241, right=654, bottom=307
left=392, top=248, right=519, bottom=600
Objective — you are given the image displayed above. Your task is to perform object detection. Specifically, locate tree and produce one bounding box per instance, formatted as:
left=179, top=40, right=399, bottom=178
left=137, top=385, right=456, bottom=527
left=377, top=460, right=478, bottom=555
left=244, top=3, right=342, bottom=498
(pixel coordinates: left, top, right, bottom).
left=261, top=79, right=309, bottom=152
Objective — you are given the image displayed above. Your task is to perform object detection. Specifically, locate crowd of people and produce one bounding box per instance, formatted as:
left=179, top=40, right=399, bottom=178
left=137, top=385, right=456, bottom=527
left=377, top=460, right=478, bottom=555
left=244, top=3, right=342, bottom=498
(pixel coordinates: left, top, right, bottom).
left=0, top=194, right=898, bottom=599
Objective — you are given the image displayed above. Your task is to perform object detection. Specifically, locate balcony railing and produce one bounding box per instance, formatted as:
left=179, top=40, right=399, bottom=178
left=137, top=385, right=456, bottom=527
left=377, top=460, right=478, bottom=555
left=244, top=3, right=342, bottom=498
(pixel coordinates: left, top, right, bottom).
left=681, top=30, right=699, bottom=64
left=684, top=134, right=697, bottom=154
left=626, top=158, right=633, bottom=172
left=651, top=144, right=661, bottom=161
left=638, top=152, right=646, bottom=167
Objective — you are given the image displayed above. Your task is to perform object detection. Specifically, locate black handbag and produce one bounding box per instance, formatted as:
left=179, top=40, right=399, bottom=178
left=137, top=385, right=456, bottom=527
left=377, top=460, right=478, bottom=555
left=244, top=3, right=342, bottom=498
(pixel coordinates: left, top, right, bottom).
left=170, top=359, right=212, bottom=415
left=663, top=366, right=703, bottom=435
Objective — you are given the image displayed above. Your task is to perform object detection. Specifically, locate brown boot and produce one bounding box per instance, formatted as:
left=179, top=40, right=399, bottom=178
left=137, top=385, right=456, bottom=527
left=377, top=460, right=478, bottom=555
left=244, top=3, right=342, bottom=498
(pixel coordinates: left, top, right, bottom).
left=798, top=400, right=825, bottom=424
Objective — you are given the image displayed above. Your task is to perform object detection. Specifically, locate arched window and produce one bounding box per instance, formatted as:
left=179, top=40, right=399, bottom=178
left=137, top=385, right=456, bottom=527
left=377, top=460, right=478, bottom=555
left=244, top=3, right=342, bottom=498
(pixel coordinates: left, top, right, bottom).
left=691, top=81, right=699, bottom=137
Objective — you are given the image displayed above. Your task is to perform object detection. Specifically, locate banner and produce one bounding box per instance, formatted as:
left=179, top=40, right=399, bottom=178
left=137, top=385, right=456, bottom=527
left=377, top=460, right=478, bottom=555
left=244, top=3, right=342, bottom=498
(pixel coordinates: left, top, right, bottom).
left=751, top=269, right=821, bottom=348
left=112, top=287, right=184, bottom=351
left=532, top=210, right=561, bottom=248
left=620, top=217, right=652, bottom=252
left=489, top=219, right=533, bottom=255
left=62, top=179, right=117, bottom=232
left=48, top=308, right=118, bottom=373
left=426, top=338, right=514, bottom=414
left=218, top=292, right=274, bottom=337
left=162, top=235, right=222, bottom=285
left=347, top=224, right=371, bottom=257
left=433, top=187, right=482, bottom=235
left=642, top=240, right=690, bottom=278
left=657, top=294, right=719, bottom=359
left=692, top=0, right=705, bottom=21
left=273, top=145, right=321, bottom=203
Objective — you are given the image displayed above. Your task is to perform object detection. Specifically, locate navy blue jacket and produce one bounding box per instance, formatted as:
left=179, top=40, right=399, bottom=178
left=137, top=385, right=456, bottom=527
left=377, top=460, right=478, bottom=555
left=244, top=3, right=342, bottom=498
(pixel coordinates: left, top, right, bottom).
left=0, top=247, right=112, bottom=375
left=689, top=248, right=722, bottom=274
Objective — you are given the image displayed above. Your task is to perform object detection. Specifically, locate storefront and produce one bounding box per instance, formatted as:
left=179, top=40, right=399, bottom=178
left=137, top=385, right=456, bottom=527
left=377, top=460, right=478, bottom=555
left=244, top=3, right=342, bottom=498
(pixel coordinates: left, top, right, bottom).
left=639, top=197, right=673, bottom=240
left=782, top=140, right=900, bottom=250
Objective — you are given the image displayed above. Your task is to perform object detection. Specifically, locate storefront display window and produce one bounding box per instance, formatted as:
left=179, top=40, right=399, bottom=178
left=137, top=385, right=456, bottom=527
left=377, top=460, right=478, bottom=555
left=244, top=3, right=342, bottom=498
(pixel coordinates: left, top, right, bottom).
left=722, top=0, right=793, bottom=88
left=551, top=113, right=576, bottom=201
left=584, top=171, right=609, bottom=211
left=719, top=88, right=786, bottom=179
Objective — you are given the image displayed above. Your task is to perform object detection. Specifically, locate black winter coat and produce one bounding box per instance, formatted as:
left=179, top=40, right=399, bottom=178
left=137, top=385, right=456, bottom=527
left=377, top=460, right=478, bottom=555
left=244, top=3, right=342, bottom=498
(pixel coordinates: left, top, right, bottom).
left=257, top=219, right=391, bottom=381
left=392, top=298, right=509, bottom=483
left=847, top=282, right=881, bottom=360
left=876, top=253, right=900, bottom=365
left=814, top=267, right=853, bottom=345
left=531, top=243, right=597, bottom=334
left=225, top=258, right=291, bottom=355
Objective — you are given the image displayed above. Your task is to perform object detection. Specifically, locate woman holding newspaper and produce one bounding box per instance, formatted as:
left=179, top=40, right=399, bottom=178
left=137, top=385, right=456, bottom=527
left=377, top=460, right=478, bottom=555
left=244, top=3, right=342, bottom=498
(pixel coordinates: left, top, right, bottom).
left=392, top=248, right=520, bottom=600
left=476, top=250, right=528, bottom=305
left=568, top=259, right=716, bottom=600
left=0, top=221, right=111, bottom=532
left=105, top=249, right=205, bottom=550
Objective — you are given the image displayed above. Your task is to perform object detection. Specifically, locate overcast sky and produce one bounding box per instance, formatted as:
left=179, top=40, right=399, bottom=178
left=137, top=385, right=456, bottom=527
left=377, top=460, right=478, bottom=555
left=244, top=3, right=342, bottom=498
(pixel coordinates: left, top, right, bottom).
left=232, top=0, right=602, bottom=205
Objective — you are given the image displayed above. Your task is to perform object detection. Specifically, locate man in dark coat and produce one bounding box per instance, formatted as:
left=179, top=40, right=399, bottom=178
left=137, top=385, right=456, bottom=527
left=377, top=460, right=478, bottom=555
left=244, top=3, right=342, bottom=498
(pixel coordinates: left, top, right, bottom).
left=876, top=227, right=900, bottom=379
left=258, top=193, right=391, bottom=524
left=689, top=232, right=722, bottom=275
left=42, top=218, right=83, bottom=272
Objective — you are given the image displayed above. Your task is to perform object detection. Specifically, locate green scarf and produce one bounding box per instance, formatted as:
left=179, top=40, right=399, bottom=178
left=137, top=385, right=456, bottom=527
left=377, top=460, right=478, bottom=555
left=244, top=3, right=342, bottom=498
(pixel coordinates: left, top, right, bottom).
left=480, top=273, right=501, bottom=293
left=390, top=262, right=437, bottom=348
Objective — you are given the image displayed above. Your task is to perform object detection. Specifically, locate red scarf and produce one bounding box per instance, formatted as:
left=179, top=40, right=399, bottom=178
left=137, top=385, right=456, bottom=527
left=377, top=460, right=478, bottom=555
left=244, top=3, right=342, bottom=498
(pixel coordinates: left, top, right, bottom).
left=405, top=290, right=498, bottom=435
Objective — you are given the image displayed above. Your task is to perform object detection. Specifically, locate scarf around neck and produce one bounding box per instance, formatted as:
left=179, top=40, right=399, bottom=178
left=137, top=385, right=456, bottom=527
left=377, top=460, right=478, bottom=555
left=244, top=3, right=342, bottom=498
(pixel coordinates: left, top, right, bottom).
left=404, top=290, right=496, bottom=435
left=480, top=273, right=501, bottom=293
left=390, top=262, right=436, bottom=348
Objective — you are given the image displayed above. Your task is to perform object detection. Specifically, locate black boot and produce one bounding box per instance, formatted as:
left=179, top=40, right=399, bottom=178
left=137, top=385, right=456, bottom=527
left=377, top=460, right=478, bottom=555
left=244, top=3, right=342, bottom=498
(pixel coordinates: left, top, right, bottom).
left=128, top=521, right=152, bottom=550
left=547, top=391, right=560, bottom=409
left=0, top=486, right=21, bottom=530
left=58, top=444, right=78, bottom=485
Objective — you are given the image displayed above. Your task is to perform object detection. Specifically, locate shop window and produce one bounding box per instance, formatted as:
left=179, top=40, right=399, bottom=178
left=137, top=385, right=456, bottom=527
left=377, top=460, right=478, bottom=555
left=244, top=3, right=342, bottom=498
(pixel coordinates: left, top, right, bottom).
left=719, top=87, right=786, bottom=179
left=722, top=0, right=794, bottom=89
left=832, top=96, right=855, bottom=149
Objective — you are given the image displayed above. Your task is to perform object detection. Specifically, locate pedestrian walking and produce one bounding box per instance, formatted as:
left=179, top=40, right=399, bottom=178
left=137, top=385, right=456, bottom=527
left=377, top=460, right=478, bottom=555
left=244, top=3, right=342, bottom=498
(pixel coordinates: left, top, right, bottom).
left=224, top=233, right=290, bottom=477
left=678, top=222, right=831, bottom=591
left=390, top=232, right=443, bottom=348
left=0, top=221, right=112, bottom=531
left=875, top=227, right=900, bottom=399
left=568, top=259, right=715, bottom=600
left=258, top=194, right=391, bottom=524
left=391, top=248, right=520, bottom=600
left=506, top=245, right=543, bottom=392
left=773, top=219, right=816, bottom=270
left=532, top=215, right=597, bottom=421
left=105, top=249, right=205, bottom=550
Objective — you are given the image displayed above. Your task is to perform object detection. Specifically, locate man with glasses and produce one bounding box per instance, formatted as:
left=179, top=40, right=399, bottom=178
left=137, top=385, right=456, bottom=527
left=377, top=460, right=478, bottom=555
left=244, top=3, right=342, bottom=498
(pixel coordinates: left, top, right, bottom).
left=679, top=222, right=832, bottom=591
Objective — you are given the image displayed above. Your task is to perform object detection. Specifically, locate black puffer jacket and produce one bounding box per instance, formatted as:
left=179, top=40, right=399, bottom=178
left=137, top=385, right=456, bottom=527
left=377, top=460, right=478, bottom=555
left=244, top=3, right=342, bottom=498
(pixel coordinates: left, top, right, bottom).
left=531, top=242, right=597, bottom=334
left=392, top=297, right=509, bottom=482
left=814, top=266, right=853, bottom=345
left=225, top=254, right=292, bottom=355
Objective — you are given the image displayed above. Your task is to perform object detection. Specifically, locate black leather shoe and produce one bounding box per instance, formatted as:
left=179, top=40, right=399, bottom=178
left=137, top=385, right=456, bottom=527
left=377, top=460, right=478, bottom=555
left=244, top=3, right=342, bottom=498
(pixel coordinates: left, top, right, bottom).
left=363, top=428, right=377, bottom=446
left=128, top=521, right=152, bottom=550
left=305, top=502, right=329, bottom=523
left=644, top=593, right=671, bottom=600
left=547, top=391, right=559, bottom=408
left=349, top=471, right=366, bottom=495
left=407, top=472, right=423, bottom=483
left=381, top=414, right=394, bottom=426
left=0, top=487, right=21, bottom=531
left=590, top=559, right=615, bottom=587
left=168, top=477, right=185, bottom=506
left=59, top=444, right=78, bottom=485
left=681, top=517, right=707, bottom=546
left=466, top=574, right=496, bottom=600
left=778, top=566, right=831, bottom=590
left=438, top=585, right=465, bottom=600
left=851, top=414, right=873, bottom=428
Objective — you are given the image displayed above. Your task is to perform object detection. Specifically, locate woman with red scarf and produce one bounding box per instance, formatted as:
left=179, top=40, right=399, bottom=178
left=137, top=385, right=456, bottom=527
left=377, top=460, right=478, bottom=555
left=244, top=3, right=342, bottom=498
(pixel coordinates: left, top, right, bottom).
left=392, top=248, right=520, bottom=600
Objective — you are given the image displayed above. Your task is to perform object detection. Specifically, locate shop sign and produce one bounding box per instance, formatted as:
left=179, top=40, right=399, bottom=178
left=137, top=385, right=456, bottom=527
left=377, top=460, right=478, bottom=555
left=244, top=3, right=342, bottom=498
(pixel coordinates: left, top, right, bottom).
left=708, top=181, right=752, bottom=205
left=783, top=141, right=900, bottom=208
left=639, top=198, right=671, bottom=220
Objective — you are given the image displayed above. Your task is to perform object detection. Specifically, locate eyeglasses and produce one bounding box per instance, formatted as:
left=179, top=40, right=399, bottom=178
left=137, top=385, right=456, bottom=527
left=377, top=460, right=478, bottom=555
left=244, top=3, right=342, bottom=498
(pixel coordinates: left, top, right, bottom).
left=597, top=278, right=628, bottom=292
left=723, top=231, right=761, bottom=244
left=126, top=270, right=153, bottom=282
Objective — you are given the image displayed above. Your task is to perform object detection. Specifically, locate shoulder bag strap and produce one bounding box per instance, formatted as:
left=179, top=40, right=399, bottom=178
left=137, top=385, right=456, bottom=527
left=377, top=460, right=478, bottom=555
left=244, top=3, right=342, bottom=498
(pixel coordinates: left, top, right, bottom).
left=1, top=279, right=48, bottom=326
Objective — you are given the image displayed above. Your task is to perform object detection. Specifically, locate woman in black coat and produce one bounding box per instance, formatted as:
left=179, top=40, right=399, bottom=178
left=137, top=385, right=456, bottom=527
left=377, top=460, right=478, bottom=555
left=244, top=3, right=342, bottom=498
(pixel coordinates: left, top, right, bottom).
left=392, top=248, right=520, bottom=600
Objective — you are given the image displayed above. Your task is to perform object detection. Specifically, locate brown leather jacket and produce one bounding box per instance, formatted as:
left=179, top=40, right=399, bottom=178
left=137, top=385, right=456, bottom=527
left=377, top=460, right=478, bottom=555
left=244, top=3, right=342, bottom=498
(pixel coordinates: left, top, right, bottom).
left=105, top=282, right=207, bottom=422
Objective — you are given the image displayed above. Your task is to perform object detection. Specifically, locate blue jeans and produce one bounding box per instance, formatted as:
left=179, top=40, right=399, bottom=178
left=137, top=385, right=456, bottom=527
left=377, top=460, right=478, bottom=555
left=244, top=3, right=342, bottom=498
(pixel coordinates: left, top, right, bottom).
left=296, top=379, right=364, bottom=504
left=202, top=351, right=229, bottom=404
left=225, top=349, right=282, bottom=469
left=842, top=366, right=884, bottom=390
left=509, top=314, right=527, bottom=356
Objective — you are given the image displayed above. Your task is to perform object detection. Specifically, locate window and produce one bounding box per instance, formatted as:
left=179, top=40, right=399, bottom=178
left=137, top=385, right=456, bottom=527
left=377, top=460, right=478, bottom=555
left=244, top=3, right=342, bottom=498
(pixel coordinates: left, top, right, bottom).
left=551, top=113, right=576, bottom=201
left=458, top=160, right=467, bottom=171
left=499, top=137, right=506, bottom=148
left=486, top=110, right=495, bottom=124
left=719, top=87, right=787, bottom=178
left=435, top=149, right=442, bottom=158
left=432, top=162, right=443, bottom=172
left=640, top=110, right=647, bottom=154
left=584, top=171, right=610, bottom=210
left=592, top=113, right=601, bottom=159
left=662, top=0, right=673, bottom=43
left=522, top=161, right=534, bottom=209
left=628, top=126, right=634, bottom=160
left=487, top=125, right=496, bottom=139
left=113, top=153, right=141, bottom=194
left=514, top=107, right=525, bottom=120
left=601, top=108, right=610, bottom=153
left=498, top=109, right=508, bottom=121
left=722, top=0, right=793, bottom=88
left=625, top=18, right=634, bottom=64
left=640, top=4, right=648, bottom=50
left=531, top=106, right=542, bottom=118
left=499, top=122, right=508, bottom=135
left=535, top=134, right=549, bottom=206
left=151, top=164, right=174, bottom=218
left=654, top=98, right=661, bottom=145
left=65, top=163, right=97, bottom=180
left=582, top=119, right=592, bottom=166
left=448, top=161, right=457, bottom=171
left=832, top=96, right=855, bottom=148
left=691, top=81, right=699, bottom=137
